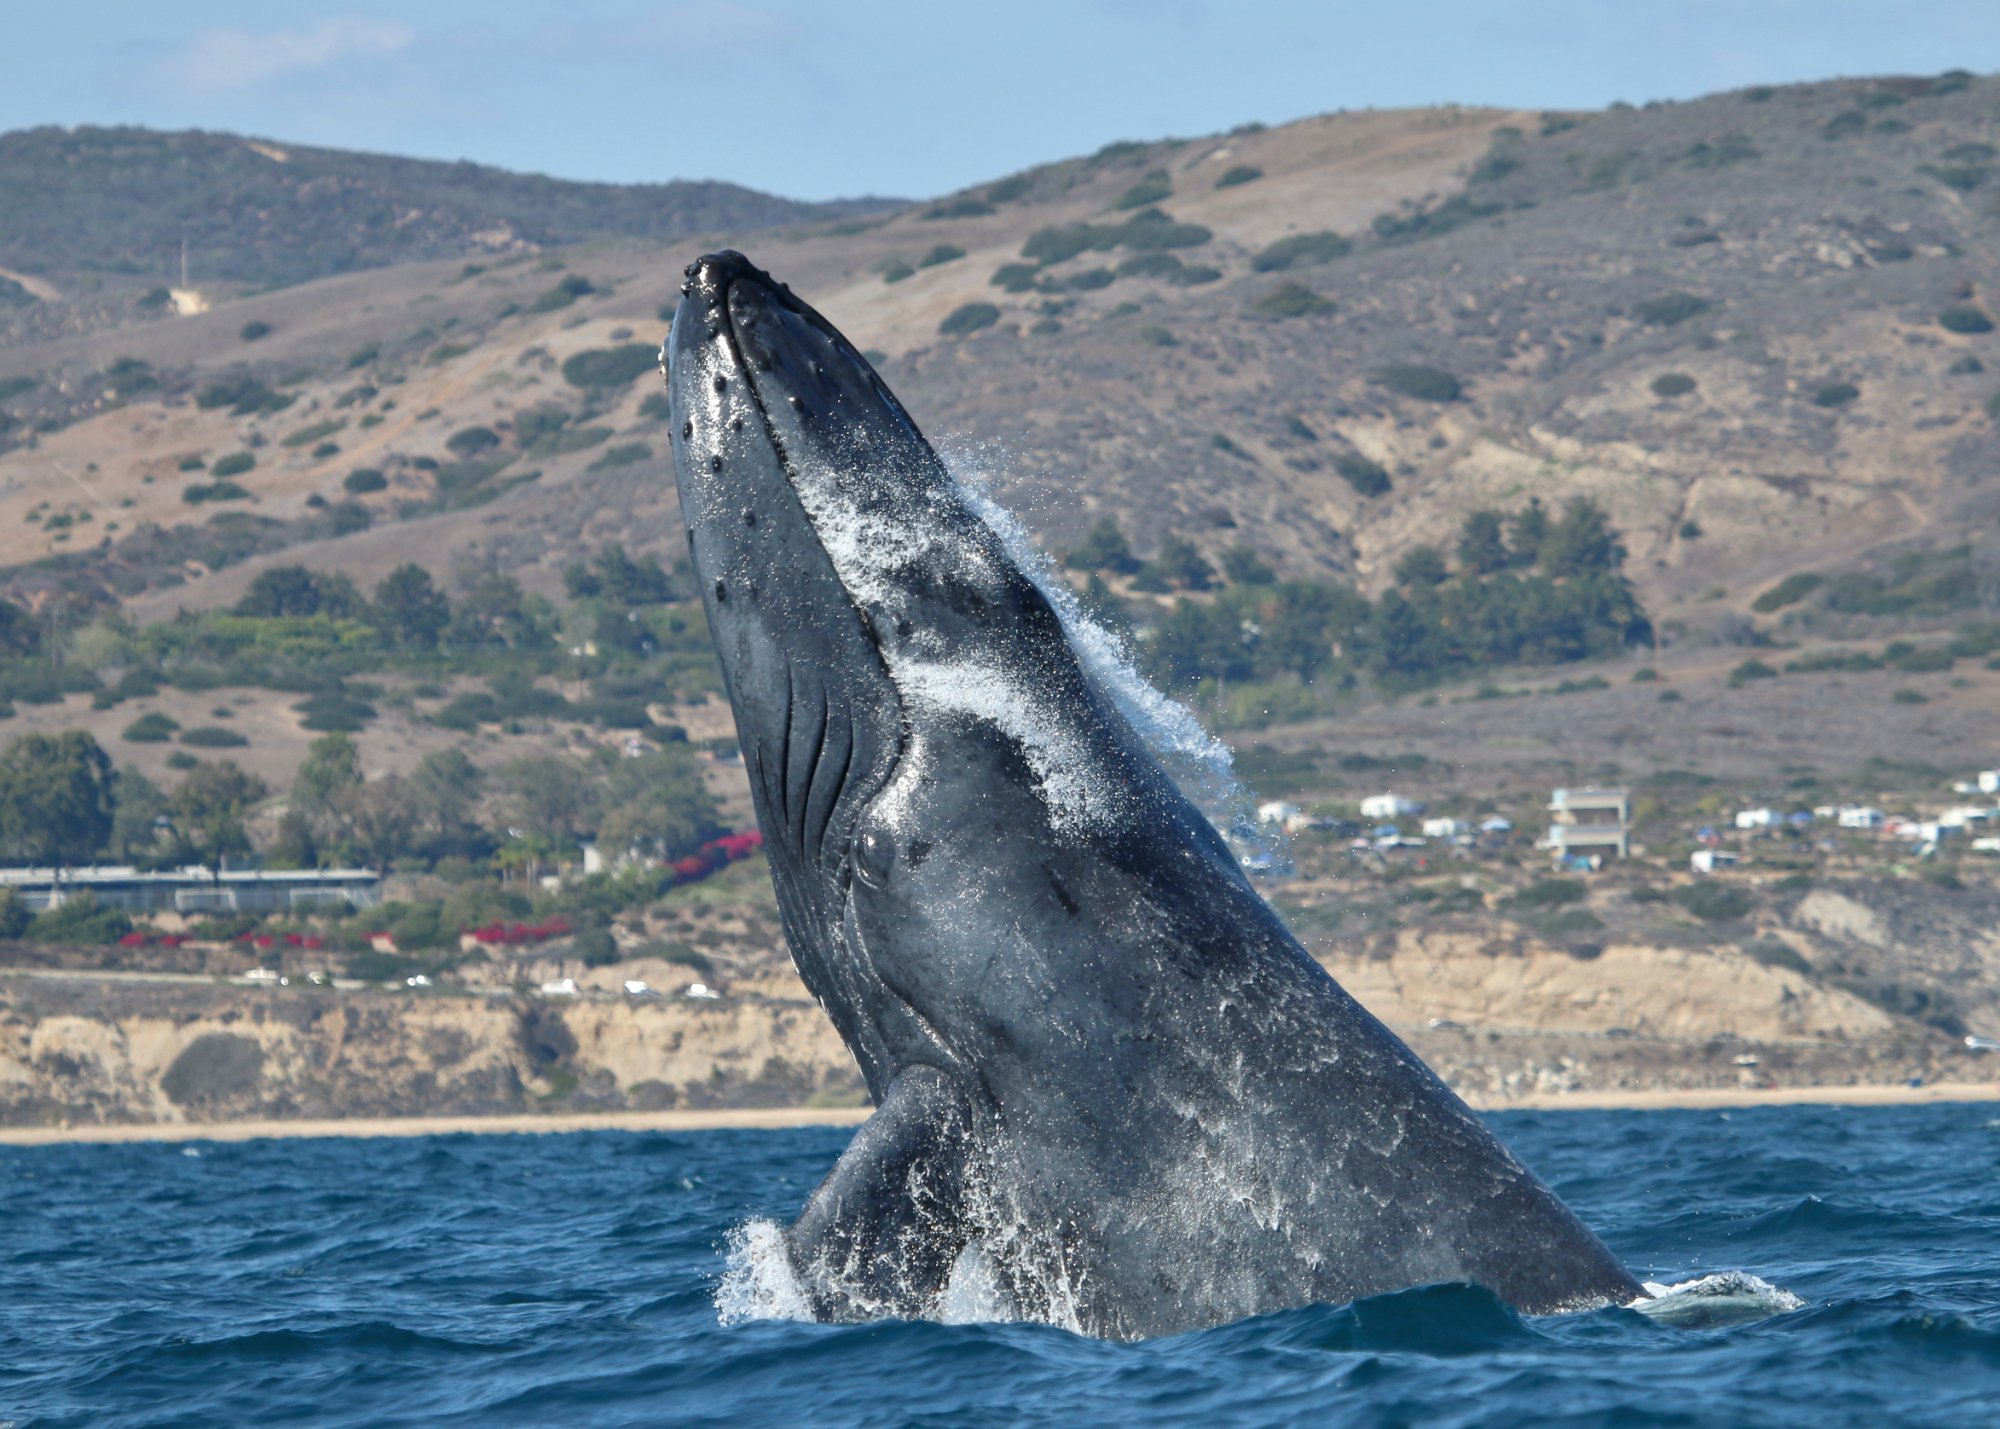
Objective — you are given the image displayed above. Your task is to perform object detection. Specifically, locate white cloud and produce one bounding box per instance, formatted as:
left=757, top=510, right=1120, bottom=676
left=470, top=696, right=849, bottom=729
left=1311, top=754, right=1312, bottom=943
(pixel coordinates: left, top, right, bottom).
left=156, top=18, right=416, bottom=92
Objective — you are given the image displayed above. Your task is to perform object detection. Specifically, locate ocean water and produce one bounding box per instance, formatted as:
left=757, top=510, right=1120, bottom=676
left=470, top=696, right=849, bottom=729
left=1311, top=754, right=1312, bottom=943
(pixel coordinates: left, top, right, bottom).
left=4, top=1102, right=1998, bottom=1427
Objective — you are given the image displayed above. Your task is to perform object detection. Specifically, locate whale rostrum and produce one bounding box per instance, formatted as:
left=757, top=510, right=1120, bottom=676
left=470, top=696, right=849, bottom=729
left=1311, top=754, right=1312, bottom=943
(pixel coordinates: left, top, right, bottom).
left=664, top=251, right=1643, bottom=1339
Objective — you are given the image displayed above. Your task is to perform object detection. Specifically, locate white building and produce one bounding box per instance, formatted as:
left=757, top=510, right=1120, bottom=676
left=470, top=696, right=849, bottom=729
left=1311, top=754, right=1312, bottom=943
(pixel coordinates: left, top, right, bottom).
left=1360, top=793, right=1425, bottom=820
left=1837, top=806, right=1885, bottom=830
left=1980, top=770, right=2000, bottom=796
left=1734, top=808, right=1779, bottom=831
left=1256, top=800, right=1301, bottom=827
left=1421, top=816, right=1470, bottom=839
left=1547, top=787, right=1630, bottom=860
left=1691, top=849, right=1740, bottom=874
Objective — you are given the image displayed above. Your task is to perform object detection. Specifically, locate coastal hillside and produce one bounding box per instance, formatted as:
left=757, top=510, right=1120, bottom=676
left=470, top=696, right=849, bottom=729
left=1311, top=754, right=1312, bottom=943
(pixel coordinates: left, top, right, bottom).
left=0, top=74, right=1997, bottom=1128
left=0, top=124, right=900, bottom=320
left=1, top=72, right=1997, bottom=646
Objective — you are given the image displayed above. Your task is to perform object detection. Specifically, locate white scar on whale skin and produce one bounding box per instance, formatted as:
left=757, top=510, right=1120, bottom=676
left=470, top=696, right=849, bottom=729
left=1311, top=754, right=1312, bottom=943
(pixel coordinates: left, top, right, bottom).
left=780, top=435, right=1291, bottom=855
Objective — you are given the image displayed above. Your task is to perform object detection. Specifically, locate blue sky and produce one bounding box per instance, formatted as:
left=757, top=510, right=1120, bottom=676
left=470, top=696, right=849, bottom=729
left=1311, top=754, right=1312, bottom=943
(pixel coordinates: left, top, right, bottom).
left=8, top=2, right=2000, bottom=200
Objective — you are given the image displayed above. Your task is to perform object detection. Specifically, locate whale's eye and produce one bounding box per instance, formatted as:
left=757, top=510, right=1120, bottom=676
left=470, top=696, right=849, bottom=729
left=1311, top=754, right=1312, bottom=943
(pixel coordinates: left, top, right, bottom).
left=854, top=829, right=894, bottom=888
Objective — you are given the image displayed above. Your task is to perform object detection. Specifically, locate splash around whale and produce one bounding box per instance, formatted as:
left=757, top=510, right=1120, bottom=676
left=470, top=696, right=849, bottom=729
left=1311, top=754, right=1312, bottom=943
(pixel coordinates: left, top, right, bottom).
left=663, top=250, right=1645, bottom=1339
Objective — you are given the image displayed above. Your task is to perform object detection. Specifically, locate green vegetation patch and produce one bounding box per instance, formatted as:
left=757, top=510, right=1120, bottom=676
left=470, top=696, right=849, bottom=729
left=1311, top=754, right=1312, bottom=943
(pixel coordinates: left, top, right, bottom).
left=1635, top=292, right=1709, bottom=326
left=1812, top=382, right=1860, bottom=408
left=1112, top=170, right=1172, bottom=209
left=121, top=711, right=180, bottom=743
left=1939, top=306, right=1995, bottom=334
left=183, top=480, right=252, bottom=504
left=1215, top=165, right=1262, bottom=188
left=179, top=726, right=249, bottom=748
left=1650, top=372, right=1697, bottom=397
left=562, top=344, right=657, bottom=391
left=1751, top=571, right=1823, bottom=613
left=209, top=451, right=255, bottom=478
left=1335, top=453, right=1392, bottom=497
left=939, top=302, right=1001, bottom=337
left=1252, top=283, right=1333, bottom=318
left=918, top=243, right=965, bottom=268
left=1372, top=364, right=1462, bottom=402
left=1252, top=231, right=1352, bottom=272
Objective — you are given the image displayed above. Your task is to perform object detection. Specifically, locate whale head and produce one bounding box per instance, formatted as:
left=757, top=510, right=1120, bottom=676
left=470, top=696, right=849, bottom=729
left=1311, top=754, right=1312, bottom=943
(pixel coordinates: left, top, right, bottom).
left=666, top=252, right=1239, bottom=1097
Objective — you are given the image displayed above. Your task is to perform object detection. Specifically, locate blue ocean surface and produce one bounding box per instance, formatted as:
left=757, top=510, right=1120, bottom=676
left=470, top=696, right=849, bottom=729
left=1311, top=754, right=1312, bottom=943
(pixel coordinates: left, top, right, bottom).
left=4, top=1101, right=1998, bottom=1427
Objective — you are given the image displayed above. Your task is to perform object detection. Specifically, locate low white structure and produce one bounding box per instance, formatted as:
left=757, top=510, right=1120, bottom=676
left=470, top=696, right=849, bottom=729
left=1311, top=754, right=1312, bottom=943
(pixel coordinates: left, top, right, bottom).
left=1256, top=800, right=1301, bottom=827
left=0, top=864, right=380, bottom=914
left=1421, top=816, right=1470, bottom=839
left=1837, top=806, right=1885, bottom=830
left=1691, top=849, right=1740, bottom=874
left=1360, top=793, right=1425, bottom=820
left=1980, top=770, right=2000, bottom=796
left=1734, top=808, right=1779, bottom=831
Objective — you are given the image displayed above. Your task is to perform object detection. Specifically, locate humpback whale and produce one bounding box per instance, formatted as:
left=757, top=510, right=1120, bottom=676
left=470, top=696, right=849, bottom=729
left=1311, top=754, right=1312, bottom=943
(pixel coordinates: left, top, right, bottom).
left=665, top=251, right=1643, bottom=1339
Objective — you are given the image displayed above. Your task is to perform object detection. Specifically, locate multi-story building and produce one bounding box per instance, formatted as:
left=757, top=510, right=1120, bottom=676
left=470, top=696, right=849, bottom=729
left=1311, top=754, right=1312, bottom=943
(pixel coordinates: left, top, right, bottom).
left=1546, top=787, right=1631, bottom=860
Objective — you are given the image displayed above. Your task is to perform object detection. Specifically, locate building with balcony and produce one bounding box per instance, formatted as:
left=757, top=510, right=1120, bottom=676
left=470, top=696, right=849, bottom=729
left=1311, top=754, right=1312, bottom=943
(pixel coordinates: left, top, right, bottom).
left=1546, top=787, right=1630, bottom=860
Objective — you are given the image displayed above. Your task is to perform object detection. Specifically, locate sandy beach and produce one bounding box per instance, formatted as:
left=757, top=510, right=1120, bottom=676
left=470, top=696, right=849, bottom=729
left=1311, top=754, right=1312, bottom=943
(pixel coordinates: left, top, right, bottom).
left=2, top=1082, right=1996, bottom=1147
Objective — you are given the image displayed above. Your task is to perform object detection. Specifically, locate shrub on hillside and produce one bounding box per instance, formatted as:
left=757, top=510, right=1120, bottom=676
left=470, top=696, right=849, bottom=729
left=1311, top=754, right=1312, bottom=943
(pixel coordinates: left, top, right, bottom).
left=918, top=244, right=965, bottom=268
left=1651, top=372, right=1697, bottom=397
left=1252, top=283, right=1333, bottom=318
left=1751, top=572, right=1823, bottom=613
left=1635, top=292, right=1708, bottom=326
left=561, top=344, right=656, bottom=390
left=1112, top=170, right=1172, bottom=210
left=209, top=451, right=255, bottom=478
left=1372, top=364, right=1462, bottom=401
left=1939, top=306, right=1995, bottom=334
left=939, top=303, right=1000, bottom=337
left=179, top=726, right=248, bottom=748
left=1215, top=165, right=1262, bottom=188
left=1335, top=453, right=1392, bottom=497
left=1812, top=382, right=1860, bottom=408
left=446, top=426, right=501, bottom=457
left=1252, top=232, right=1351, bottom=272
left=121, top=711, right=180, bottom=743
left=1673, top=882, right=1753, bottom=922
left=343, top=467, right=388, bottom=494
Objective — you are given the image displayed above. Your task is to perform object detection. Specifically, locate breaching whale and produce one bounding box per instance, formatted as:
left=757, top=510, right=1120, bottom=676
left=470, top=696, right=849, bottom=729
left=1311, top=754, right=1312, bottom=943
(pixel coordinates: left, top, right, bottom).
left=664, top=251, right=1643, bottom=1339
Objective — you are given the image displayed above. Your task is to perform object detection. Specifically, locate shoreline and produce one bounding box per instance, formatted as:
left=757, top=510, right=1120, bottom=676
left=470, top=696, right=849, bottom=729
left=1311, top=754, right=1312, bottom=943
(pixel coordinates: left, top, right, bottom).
left=2, top=1081, right=1998, bottom=1147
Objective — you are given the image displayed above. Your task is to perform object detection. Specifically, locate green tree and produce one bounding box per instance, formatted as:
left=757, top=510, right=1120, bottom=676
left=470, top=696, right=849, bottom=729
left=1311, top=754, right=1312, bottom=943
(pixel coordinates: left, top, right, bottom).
left=1393, top=544, right=1450, bottom=589
left=1219, top=544, right=1276, bottom=585
left=446, top=571, right=552, bottom=650
left=1508, top=498, right=1551, bottom=568
left=502, top=754, right=601, bottom=844
left=1457, top=509, right=1509, bottom=575
left=1064, top=518, right=1141, bottom=574
left=293, top=733, right=363, bottom=817
left=0, top=731, right=117, bottom=869
left=234, top=565, right=363, bottom=618
left=409, top=749, right=484, bottom=847
left=1541, top=499, right=1625, bottom=578
left=371, top=564, right=450, bottom=649
left=1145, top=535, right=1217, bottom=592
left=107, top=766, right=168, bottom=863
left=595, top=747, right=723, bottom=860
left=169, top=761, right=267, bottom=877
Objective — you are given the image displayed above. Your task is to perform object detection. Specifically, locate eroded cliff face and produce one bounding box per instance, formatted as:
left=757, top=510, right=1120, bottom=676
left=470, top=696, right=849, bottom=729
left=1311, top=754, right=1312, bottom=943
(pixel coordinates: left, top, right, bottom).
left=3, top=872, right=1988, bottom=1130
left=0, top=976, right=861, bottom=1129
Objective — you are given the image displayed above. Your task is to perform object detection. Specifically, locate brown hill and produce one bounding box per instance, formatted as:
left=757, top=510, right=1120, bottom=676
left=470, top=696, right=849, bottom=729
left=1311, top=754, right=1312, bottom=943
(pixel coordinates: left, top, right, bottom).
left=1, top=73, right=1997, bottom=644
